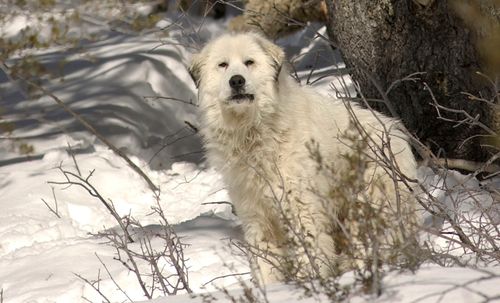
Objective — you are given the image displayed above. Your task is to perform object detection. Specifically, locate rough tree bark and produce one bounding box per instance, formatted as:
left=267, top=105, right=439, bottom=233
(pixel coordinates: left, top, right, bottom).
left=324, top=0, right=498, bottom=162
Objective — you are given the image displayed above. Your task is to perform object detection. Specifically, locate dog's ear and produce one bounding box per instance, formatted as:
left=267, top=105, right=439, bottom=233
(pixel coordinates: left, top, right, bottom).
left=189, top=53, right=203, bottom=88
left=253, top=34, right=285, bottom=79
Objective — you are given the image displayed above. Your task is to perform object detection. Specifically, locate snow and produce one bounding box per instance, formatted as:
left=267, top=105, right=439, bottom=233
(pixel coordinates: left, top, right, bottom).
left=1, top=3, right=499, bottom=303
left=144, top=265, right=500, bottom=303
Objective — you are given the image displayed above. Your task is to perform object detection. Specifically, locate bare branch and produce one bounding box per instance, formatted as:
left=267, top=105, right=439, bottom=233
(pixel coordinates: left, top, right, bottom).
left=202, top=272, right=252, bottom=287
left=41, top=187, right=61, bottom=218
left=143, top=95, right=198, bottom=107
left=95, top=253, right=134, bottom=302
left=74, top=270, right=112, bottom=303
left=66, top=142, right=82, bottom=177
left=49, top=166, right=134, bottom=243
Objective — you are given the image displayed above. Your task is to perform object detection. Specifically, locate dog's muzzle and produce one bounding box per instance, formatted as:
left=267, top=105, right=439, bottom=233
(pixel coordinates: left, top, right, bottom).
left=228, top=75, right=254, bottom=103
left=229, top=93, right=255, bottom=103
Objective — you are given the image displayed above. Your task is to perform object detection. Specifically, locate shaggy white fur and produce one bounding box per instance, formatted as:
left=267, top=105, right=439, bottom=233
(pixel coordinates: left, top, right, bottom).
left=190, top=32, right=418, bottom=283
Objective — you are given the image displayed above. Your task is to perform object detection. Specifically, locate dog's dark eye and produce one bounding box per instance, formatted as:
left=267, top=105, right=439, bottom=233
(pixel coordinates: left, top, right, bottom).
left=218, top=62, right=228, bottom=68
left=244, top=59, right=254, bottom=67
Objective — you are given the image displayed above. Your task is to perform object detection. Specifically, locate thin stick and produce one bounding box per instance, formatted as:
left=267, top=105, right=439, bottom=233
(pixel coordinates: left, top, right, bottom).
left=66, top=142, right=82, bottom=177
left=74, top=270, right=112, bottom=303
left=201, top=201, right=232, bottom=206
left=202, top=272, right=251, bottom=287
left=143, top=95, right=197, bottom=107
left=95, top=253, right=135, bottom=302
left=41, top=187, right=61, bottom=218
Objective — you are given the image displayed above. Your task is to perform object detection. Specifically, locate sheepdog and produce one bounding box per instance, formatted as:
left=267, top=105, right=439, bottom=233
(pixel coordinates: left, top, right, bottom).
left=190, top=32, right=418, bottom=284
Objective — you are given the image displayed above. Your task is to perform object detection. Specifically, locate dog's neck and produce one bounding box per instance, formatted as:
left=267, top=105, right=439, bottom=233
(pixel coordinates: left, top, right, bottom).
left=202, top=102, right=288, bottom=170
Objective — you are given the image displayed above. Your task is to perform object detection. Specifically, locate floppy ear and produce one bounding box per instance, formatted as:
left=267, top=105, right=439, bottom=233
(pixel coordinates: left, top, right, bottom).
left=252, top=33, right=285, bottom=79
left=189, top=53, right=203, bottom=88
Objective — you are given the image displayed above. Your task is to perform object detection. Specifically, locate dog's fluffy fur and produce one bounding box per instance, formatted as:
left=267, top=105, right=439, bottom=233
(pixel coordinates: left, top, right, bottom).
left=190, top=33, right=418, bottom=283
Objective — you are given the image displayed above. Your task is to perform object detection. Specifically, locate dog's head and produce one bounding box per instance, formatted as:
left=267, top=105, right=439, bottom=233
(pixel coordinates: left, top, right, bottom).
left=189, top=32, right=285, bottom=128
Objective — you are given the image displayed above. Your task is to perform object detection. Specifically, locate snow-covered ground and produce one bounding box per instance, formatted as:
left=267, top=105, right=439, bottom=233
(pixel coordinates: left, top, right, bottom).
left=1, top=3, right=499, bottom=303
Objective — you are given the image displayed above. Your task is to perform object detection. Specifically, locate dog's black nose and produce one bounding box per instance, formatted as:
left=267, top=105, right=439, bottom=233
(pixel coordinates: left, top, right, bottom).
left=229, top=75, right=245, bottom=89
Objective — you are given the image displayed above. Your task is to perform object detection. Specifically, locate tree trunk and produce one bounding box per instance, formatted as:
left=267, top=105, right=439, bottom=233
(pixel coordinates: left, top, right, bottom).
left=324, top=0, right=497, bottom=162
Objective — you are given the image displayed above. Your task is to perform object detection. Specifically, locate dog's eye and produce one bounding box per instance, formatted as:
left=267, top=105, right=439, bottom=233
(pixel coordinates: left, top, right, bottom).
left=218, top=62, right=228, bottom=68
left=244, top=59, right=254, bottom=67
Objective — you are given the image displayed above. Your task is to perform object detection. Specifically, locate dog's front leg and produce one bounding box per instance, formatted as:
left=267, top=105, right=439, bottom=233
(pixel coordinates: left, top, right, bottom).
left=241, top=214, right=286, bottom=284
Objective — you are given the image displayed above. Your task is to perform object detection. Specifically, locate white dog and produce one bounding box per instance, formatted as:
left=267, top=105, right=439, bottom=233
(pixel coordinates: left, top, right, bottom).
left=190, top=32, right=418, bottom=283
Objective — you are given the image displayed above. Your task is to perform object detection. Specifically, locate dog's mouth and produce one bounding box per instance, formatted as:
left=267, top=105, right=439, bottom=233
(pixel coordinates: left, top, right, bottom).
left=228, top=94, right=255, bottom=103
